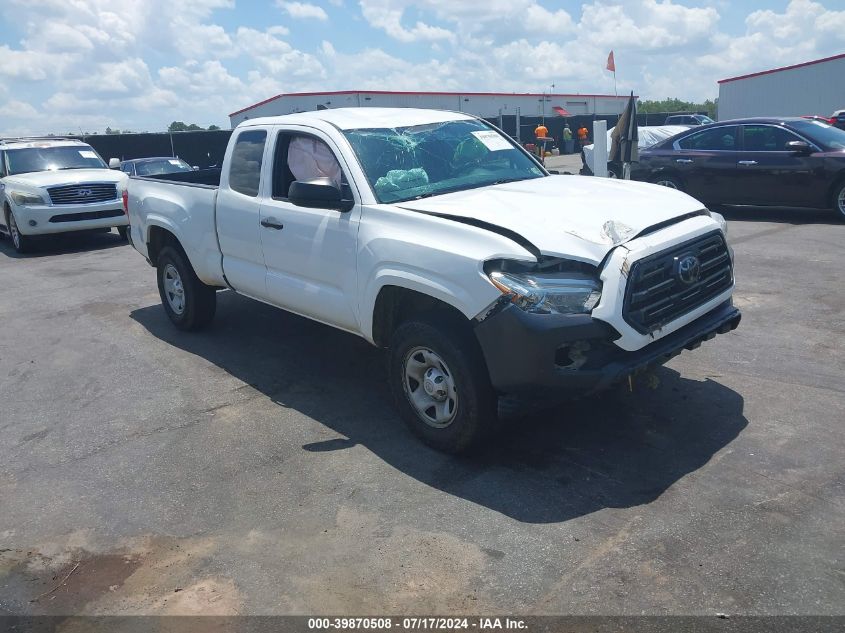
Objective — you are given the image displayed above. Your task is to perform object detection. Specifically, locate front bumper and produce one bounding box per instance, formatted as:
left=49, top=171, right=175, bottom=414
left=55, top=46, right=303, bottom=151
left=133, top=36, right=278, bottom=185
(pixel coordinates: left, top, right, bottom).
left=474, top=300, right=741, bottom=395
left=12, top=200, right=127, bottom=235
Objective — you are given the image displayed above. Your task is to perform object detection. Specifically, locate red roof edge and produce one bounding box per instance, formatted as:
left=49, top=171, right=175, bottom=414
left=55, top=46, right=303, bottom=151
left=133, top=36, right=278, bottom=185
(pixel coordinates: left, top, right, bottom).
left=718, top=52, right=845, bottom=84
left=229, top=90, right=637, bottom=117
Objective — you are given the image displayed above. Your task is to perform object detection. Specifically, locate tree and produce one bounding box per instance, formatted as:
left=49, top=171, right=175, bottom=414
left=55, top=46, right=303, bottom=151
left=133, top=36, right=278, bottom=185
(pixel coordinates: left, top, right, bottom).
left=639, top=97, right=717, bottom=119
left=168, top=121, right=216, bottom=132
left=207, top=124, right=221, bottom=131
left=105, top=127, right=121, bottom=135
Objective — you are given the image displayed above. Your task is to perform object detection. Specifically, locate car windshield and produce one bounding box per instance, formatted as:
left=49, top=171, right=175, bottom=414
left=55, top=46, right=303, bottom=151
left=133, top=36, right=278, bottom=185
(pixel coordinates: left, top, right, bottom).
left=791, top=120, right=845, bottom=150
left=135, top=158, right=193, bottom=176
left=343, top=119, right=545, bottom=204
left=696, top=115, right=715, bottom=124
left=6, top=145, right=107, bottom=175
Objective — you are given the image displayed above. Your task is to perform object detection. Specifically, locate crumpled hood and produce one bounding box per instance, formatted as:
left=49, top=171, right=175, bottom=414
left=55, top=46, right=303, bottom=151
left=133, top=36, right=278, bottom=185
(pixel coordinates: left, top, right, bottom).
left=3, top=169, right=127, bottom=189
left=398, top=175, right=709, bottom=264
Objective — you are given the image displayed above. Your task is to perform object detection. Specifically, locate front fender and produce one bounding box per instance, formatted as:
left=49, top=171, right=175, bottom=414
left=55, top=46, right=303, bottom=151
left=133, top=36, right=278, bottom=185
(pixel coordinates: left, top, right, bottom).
left=360, top=264, right=501, bottom=344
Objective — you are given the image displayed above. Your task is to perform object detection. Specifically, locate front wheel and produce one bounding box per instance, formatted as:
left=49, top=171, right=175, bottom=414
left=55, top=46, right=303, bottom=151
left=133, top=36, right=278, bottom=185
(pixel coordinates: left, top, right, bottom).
left=7, top=210, right=34, bottom=254
left=389, top=317, right=497, bottom=453
left=832, top=181, right=845, bottom=221
left=156, top=246, right=217, bottom=331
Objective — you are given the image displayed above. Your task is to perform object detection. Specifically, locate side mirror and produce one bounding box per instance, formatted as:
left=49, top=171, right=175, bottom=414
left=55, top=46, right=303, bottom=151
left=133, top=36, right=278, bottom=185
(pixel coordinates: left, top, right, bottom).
left=108, top=158, right=121, bottom=169
left=786, top=140, right=811, bottom=155
left=289, top=178, right=353, bottom=212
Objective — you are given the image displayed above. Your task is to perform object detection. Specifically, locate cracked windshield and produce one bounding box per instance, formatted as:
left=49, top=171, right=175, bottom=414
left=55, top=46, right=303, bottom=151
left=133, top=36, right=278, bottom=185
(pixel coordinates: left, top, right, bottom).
left=344, top=119, right=545, bottom=204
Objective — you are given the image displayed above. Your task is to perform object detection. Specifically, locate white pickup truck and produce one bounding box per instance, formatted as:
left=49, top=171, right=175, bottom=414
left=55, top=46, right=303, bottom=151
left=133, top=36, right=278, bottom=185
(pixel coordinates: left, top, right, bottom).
left=125, top=108, right=740, bottom=452
left=1, top=138, right=128, bottom=253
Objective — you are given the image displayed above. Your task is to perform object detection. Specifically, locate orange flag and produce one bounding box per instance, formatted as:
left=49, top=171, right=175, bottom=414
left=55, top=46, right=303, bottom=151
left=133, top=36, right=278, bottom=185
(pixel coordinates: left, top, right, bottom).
left=606, top=51, right=616, bottom=72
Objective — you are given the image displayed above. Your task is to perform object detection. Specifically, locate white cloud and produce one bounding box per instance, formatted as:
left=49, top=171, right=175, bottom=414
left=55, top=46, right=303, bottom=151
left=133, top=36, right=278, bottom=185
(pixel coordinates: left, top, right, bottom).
left=276, top=1, right=329, bottom=20
left=1, top=0, right=845, bottom=135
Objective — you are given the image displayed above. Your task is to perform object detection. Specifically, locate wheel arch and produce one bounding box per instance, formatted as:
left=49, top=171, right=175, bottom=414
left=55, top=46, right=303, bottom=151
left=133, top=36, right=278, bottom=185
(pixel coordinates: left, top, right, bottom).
left=370, top=284, right=480, bottom=349
left=146, top=223, right=186, bottom=266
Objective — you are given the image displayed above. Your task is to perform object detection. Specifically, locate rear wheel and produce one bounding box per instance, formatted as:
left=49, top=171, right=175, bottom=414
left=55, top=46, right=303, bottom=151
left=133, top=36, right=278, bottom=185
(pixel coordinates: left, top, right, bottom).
left=833, top=181, right=845, bottom=221
left=156, top=246, right=216, bottom=330
left=7, top=210, right=34, bottom=254
left=389, top=317, right=497, bottom=453
left=653, top=174, right=683, bottom=191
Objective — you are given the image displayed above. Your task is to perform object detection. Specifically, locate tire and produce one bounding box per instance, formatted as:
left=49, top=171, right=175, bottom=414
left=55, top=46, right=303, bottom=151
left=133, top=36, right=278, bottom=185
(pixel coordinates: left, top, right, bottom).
left=117, top=226, right=129, bottom=241
left=156, top=246, right=216, bottom=331
left=607, top=164, right=620, bottom=179
left=6, top=209, right=35, bottom=254
left=653, top=174, right=683, bottom=191
left=389, top=316, right=497, bottom=453
left=832, top=180, right=845, bottom=221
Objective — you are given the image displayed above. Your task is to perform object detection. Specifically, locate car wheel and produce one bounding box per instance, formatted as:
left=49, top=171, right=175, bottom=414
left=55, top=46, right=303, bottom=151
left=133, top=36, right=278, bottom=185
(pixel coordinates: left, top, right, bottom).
left=833, top=181, right=845, bottom=221
left=389, top=317, right=497, bottom=453
left=7, top=209, right=34, bottom=254
left=117, top=226, right=129, bottom=241
left=156, top=246, right=217, bottom=331
left=653, top=174, right=683, bottom=191
left=607, top=165, right=620, bottom=179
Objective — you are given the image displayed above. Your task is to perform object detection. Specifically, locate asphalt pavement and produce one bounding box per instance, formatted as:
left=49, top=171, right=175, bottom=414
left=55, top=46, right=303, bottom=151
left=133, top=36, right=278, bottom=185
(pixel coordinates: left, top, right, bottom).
left=0, top=199, right=843, bottom=617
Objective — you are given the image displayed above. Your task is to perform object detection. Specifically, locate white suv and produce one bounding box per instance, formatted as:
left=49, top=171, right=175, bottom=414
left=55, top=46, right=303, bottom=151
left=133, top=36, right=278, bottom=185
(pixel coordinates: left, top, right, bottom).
left=0, top=138, right=128, bottom=253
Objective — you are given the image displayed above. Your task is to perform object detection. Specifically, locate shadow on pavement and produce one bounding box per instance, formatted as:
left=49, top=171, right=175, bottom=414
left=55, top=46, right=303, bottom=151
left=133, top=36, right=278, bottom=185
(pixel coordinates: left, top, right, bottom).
left=131, top=291, right=747, bottom=524
left=0, top=229, right=127, bottom=259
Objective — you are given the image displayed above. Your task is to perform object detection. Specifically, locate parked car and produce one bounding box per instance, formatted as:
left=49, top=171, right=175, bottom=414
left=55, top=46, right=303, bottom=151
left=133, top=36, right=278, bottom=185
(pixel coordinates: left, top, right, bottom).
left=632, top=117, right=845, bottom=219
left=119, top=157, right=194, bottom=177
left=123, top=108, right=739, bottom=452
left=801, top=115, right=835, bottom=125
left=664, top=114, right=715, bottom=126
left=580, top=125, right=689, bottom=177
left=831, top=109, right=845, bottom=130
left=0, top=138, right=128, bottom=253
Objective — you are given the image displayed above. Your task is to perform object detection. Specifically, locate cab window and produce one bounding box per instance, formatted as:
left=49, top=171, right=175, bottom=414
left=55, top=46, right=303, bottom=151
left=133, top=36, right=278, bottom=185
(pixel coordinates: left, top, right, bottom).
left=229, top=130, right=267, bottom=197
left=272, top=132, right=346, bottom=200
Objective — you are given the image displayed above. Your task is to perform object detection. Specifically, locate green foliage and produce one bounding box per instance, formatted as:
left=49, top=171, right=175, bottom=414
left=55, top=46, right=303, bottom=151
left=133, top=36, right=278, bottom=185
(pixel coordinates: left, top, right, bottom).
left=207, top=124, right=221, bottom=131
left=639, top=98, right=717, bottom=119
left=168, top=121, right=221, bottom=132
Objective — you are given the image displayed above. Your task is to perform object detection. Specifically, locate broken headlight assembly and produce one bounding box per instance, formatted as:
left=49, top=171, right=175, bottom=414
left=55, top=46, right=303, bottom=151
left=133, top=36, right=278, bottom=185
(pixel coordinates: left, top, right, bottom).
left=486, top=259, right=602, bottom=315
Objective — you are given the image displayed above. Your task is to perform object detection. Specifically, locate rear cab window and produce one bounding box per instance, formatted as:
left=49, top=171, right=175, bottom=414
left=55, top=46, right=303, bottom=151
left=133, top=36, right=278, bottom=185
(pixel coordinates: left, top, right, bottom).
left=228, top=129, right=267, bottom=197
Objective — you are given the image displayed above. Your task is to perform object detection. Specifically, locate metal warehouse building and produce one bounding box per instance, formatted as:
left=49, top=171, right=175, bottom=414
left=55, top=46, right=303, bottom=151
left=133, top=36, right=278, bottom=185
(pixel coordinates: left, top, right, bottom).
left=718, top=53, right=845, bottom=120
left=229, top=90, right=631, bottom=134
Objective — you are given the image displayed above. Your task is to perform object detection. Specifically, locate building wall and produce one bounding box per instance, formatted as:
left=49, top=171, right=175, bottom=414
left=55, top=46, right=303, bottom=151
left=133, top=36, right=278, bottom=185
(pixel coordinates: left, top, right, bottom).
left=718, top=56, right=845, bottom=120
left=229, top=92, right=629, bottom=127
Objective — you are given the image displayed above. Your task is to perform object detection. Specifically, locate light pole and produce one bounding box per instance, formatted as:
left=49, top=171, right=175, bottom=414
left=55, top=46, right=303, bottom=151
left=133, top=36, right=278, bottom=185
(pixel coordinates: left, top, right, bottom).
left=541, top=83, right=554, bottom=125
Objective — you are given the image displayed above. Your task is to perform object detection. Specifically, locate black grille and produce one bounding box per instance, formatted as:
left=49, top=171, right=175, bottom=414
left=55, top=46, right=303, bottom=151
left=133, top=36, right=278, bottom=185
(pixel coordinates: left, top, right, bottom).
left=47, top=183, right=117, bottom=205
left=49, top=209, right=124, bottom=223
left=623, top=231, right=733, bottom=333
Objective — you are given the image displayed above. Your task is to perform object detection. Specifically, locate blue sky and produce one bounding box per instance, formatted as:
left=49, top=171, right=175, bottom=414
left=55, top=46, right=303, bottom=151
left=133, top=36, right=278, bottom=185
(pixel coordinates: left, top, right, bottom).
left=1, top=0, right=843, bottom=135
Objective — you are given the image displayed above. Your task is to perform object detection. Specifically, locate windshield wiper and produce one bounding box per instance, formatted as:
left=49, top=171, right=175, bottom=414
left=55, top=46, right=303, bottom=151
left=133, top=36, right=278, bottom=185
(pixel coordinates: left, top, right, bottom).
left=490, top=177, right=527, bottom=185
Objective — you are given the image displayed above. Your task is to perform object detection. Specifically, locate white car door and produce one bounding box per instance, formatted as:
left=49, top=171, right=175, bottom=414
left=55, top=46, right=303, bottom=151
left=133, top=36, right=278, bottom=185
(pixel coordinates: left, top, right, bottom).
left=258, top=125, right=362, bottom=332
left=217, top=127, right=271, bottom=299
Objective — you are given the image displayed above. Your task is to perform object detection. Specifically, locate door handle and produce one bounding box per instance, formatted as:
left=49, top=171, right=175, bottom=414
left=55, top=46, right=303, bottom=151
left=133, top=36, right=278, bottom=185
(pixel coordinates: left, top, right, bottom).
left=737, top=160, right=758, bottom=166
left=675, top=158, right=693, bottom=164
left=260, top=217, right=284, bottom=230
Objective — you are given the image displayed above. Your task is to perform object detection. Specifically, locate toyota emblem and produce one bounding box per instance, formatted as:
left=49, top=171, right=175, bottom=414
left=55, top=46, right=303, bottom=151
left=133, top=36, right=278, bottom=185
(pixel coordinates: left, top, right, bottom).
left=675, top=255, right=701, bottom=285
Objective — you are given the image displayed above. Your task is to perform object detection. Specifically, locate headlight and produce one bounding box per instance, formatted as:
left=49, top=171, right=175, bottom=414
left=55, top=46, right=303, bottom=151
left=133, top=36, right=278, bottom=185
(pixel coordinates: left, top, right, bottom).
left=710, top=210, right=728, bottom=237
left=10, top=191, right=45, bottom=206
left=488, top=270, right=602, bottom=314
